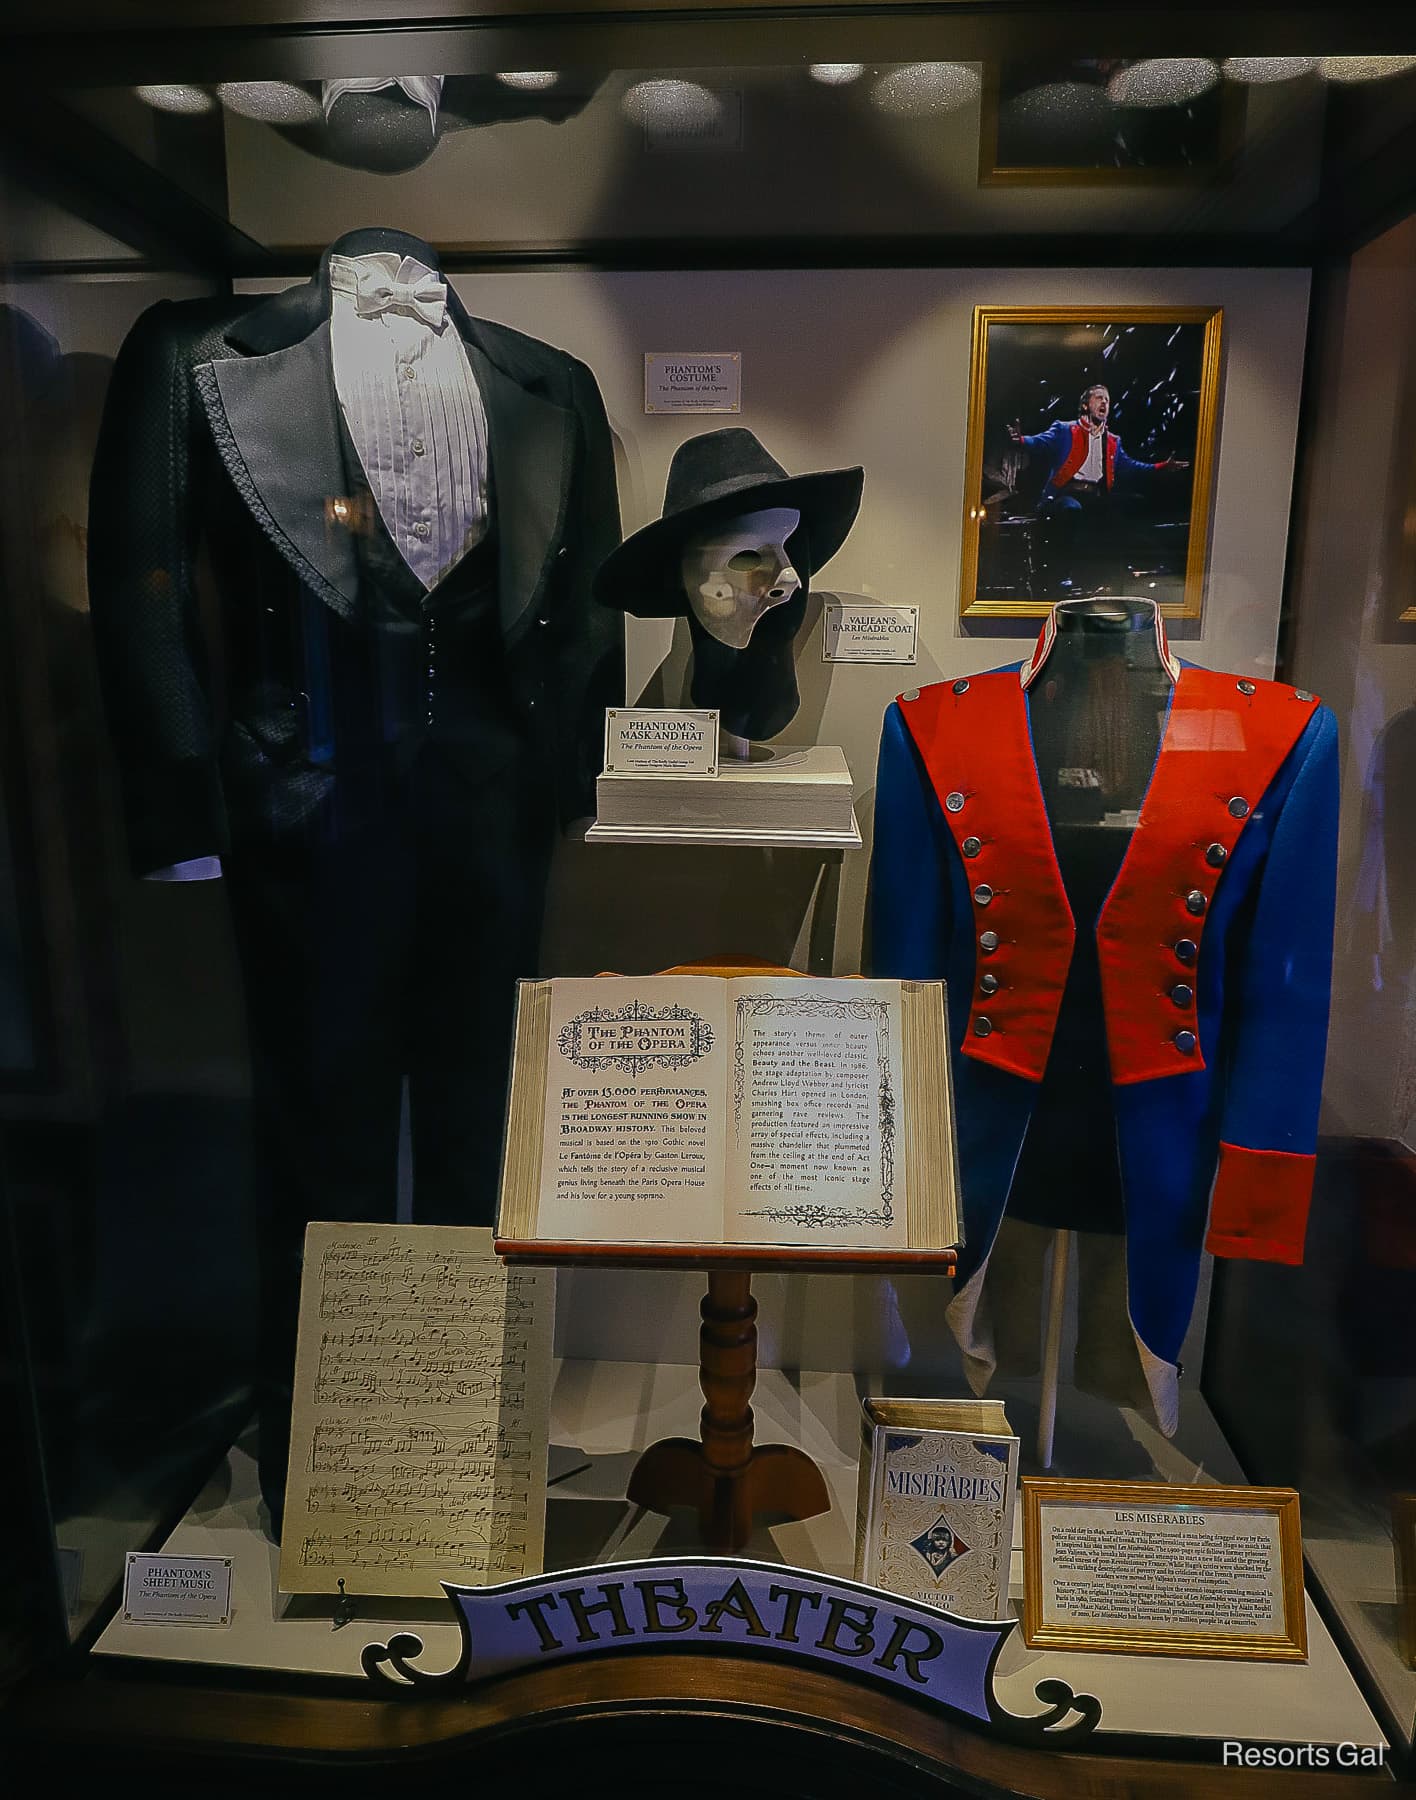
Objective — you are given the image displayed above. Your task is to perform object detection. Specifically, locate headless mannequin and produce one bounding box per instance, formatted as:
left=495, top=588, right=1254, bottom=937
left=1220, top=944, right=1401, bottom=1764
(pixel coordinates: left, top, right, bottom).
left=1013, top=599, right=1172, bottom=1461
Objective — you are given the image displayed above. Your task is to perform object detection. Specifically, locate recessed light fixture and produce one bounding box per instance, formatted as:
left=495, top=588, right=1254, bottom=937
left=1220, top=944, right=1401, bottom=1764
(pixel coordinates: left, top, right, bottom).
left=1107, top=59, right=1219, bottom=108
left=808, top=64, right=866, bottom=86
left=621, top=79, right=722, bottom=130
left=1220, top=57, right=1318, bottom=85
left=495, top=71, right=561, bottom=92
left=134, top=84, right=216, bottom=115
left=871, top=63, right=981, bottom=117
left=216, top=81, right=322, bottom=125
left=1319, top=54, right=1416, bottom=83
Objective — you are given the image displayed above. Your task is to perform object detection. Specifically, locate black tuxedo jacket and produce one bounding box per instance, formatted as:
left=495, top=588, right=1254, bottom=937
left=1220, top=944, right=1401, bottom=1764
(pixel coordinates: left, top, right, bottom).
left=88, top=232, right=623, bottom=875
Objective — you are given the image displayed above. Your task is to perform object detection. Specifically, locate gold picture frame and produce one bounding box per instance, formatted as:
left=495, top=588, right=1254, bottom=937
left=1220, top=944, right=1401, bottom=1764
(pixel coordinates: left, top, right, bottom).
left=1021, top=1477, right=1307, bottom=1662
left=959, top=305, right=1224, bottom=620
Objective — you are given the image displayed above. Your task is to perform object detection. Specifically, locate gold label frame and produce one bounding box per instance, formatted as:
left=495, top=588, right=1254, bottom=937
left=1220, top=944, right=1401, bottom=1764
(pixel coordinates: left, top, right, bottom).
left=1021, top=1476, right=1307, bottom=1662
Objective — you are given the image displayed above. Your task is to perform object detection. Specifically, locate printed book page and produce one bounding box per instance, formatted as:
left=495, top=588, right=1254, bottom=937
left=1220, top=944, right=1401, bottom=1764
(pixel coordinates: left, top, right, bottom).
left=723, top=976, right=911, bottom=1249
left=279, top=1224, right=552, bottom=1598
left=534, top=976, right=730, bottom=1243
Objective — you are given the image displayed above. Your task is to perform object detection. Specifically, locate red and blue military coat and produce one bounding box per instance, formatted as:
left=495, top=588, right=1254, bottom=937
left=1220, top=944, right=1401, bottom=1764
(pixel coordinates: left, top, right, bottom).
left=869, top=614, right=1339, bottom=1432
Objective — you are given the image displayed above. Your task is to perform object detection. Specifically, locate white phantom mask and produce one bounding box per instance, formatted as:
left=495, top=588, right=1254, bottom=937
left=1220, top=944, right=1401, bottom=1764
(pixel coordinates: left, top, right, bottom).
left=679, top=507, right=803, bottom=650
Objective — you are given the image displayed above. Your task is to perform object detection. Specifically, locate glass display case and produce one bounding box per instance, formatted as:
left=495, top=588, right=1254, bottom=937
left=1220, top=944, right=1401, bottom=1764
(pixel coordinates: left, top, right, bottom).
left=1, top=4, right=1414, bottom=1791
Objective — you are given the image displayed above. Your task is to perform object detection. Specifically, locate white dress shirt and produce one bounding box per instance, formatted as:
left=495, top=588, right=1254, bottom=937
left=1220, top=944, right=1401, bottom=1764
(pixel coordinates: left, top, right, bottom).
left=1078, top=425, right=1105, bottom=482
left=328, top=249, right=490, bottom=592
left=150, top=247, right=489, bottom=883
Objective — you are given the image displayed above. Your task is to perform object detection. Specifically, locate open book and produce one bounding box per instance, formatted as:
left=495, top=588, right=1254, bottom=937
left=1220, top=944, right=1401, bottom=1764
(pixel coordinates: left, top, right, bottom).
left=497, top=974, right=959, bottom=1254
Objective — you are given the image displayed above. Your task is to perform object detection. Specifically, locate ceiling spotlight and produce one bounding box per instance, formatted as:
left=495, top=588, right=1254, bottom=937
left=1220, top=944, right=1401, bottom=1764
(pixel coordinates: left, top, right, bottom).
left=621, top=79, right=723, bottom=131
left=1319, top=54, right=1416, bottom=83
left=808, top=64, right=866, bottom=86
left=216, top=81, right=322, bottom=126
left=494, top=71, right=561, bottom=91
left=871, top=62, right=981, bottom=118
left=1107, top=59, right=1219, bottom=108
left=1220, top=57, right=1318, bottom=85
left=134, top=83, right=215, bottom=115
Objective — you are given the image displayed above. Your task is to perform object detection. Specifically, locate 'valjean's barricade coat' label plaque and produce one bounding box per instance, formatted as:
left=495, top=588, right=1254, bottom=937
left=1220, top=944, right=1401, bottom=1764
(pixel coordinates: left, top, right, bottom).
left=362, top=1556, right=1100, bottom=1745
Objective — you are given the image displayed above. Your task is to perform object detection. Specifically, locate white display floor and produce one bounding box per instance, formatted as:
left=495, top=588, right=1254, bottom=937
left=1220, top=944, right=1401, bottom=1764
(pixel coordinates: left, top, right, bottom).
left=93, top=1359, right=1389, bottom=1760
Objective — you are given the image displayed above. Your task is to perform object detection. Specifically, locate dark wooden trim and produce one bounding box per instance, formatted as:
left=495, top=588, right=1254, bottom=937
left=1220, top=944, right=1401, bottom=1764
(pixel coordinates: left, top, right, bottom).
left=249, top=237, right=1321, bottom=277
left=496, top=1237, right=957, bottom=1270
left=0, top=92, right=273, bottom=278
left=2, top=1650, right=1394, bottom=1792
left=3, top=4, right=1413, bottom=86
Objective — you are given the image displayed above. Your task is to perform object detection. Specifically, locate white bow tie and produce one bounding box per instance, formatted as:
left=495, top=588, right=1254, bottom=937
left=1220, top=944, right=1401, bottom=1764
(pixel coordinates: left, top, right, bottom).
left=353, top=265, right=447, bottom=329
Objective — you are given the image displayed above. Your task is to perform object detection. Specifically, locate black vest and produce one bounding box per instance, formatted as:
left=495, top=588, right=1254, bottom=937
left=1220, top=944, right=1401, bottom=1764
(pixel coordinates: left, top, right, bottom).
left=297, top=416, right=532, bottom=800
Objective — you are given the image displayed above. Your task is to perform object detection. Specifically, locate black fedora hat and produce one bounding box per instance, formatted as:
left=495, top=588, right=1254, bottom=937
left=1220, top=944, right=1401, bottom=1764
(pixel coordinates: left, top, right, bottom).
left=594, top=427, right=864, bottom=618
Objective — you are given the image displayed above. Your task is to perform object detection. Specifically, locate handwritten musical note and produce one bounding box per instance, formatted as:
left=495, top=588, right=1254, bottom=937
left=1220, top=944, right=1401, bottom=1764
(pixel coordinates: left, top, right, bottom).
left=277, top=1224, right=553, bottom=1600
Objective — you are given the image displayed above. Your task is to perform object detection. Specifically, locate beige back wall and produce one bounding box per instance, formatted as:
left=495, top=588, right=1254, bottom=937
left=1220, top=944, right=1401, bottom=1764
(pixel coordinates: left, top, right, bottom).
left=235, top=261, right=1311, bottom=1381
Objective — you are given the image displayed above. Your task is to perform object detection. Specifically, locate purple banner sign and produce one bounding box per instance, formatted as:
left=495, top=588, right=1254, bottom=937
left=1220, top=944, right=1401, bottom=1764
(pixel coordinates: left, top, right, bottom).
left=362, top=1557, right=1100, bottom=1745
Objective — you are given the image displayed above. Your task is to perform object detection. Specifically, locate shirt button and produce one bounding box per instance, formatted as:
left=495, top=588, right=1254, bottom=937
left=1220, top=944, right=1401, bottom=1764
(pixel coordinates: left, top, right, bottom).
left=1174, top=938, right=1198, bottom=964
left=412, top=521, right=430, bottom=538
left=403, top=365, right=417, bottom=381
left=1185, top=889, right=1208, bottom=916
left=979, top=972, right=1000, bottom=996
left=945, top=791, right=966, bottom=814
left=979, top=931, right=1000, bottom=954
left=1205, top=842, right=1228, bottom=868
left=974, top=1016, right=994, bottom=1038
left=1171, top=983, right=1194, bottom=1008
left=1174, top=1029, right=1198, bottom=1055
left=973, top=884, right=994, bottom=907
left=961, top=836, right=982, bottom=857
left=412, top=438, right=426, bottom=456
left=1228, top=796, right=1250, bottom=819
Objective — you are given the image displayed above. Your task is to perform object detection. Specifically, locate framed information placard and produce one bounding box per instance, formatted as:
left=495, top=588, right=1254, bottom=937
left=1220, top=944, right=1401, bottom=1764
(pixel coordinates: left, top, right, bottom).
left=1021, top=1478, right=1306, bottom=1663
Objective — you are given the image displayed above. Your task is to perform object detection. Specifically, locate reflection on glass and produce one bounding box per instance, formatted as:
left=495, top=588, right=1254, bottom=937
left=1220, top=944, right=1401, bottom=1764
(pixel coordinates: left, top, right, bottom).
left=1106, top=59, right=1219, bottom=108
left=1220, top=57, right=1318, bottom=85
left=133, top=83, right=215, bottom=114
left=870, top=62, right=981, bottom=117
left=1319, top=54, right=1416, bottom=83
left=216, top=80, right=322, bottom=124
left=620, top=79, right=723, bottom=130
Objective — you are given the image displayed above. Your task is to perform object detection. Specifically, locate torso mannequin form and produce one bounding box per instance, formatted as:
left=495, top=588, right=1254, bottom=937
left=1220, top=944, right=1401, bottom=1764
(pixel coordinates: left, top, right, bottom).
left=1013, top=597, right=1172, bottom=1223
left=1011, top=599, right=1174, bottom=1458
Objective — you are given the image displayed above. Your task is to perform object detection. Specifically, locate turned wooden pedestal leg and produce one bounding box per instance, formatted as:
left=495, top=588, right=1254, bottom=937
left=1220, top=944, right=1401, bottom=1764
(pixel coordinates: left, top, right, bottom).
left=626, top=1270, right=831, bottom=1551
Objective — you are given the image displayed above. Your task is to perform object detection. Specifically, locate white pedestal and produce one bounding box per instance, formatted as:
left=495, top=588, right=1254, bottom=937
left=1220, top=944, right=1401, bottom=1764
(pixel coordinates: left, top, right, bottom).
left=588, top=745, right=862, bottom=850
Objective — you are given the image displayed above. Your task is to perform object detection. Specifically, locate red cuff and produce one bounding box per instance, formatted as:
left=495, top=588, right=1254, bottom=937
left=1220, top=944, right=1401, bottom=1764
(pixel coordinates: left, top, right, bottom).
left=1205, top=1143, right=1315, bottom=1265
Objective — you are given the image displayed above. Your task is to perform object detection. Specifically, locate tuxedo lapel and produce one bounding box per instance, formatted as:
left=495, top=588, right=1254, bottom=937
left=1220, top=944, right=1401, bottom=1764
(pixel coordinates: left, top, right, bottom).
left=196, top=315, right=361, bottom=620
left=195, top=253, right=575, bottom=640
left=465, top=338, right=573, bottom=643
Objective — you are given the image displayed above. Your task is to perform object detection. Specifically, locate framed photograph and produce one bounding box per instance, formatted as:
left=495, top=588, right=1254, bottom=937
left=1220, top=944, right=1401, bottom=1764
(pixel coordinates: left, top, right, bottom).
left=979, top=59, right=1245, bottom=187
left=959, top=305, right=1223, bottom=620
left=1021, top=1477, right=1307, bottom=1662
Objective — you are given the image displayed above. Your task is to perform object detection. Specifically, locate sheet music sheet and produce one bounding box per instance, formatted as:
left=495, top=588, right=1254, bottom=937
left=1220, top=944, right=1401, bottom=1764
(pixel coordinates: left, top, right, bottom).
left=278, top=1224, right=553, bottom=1598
